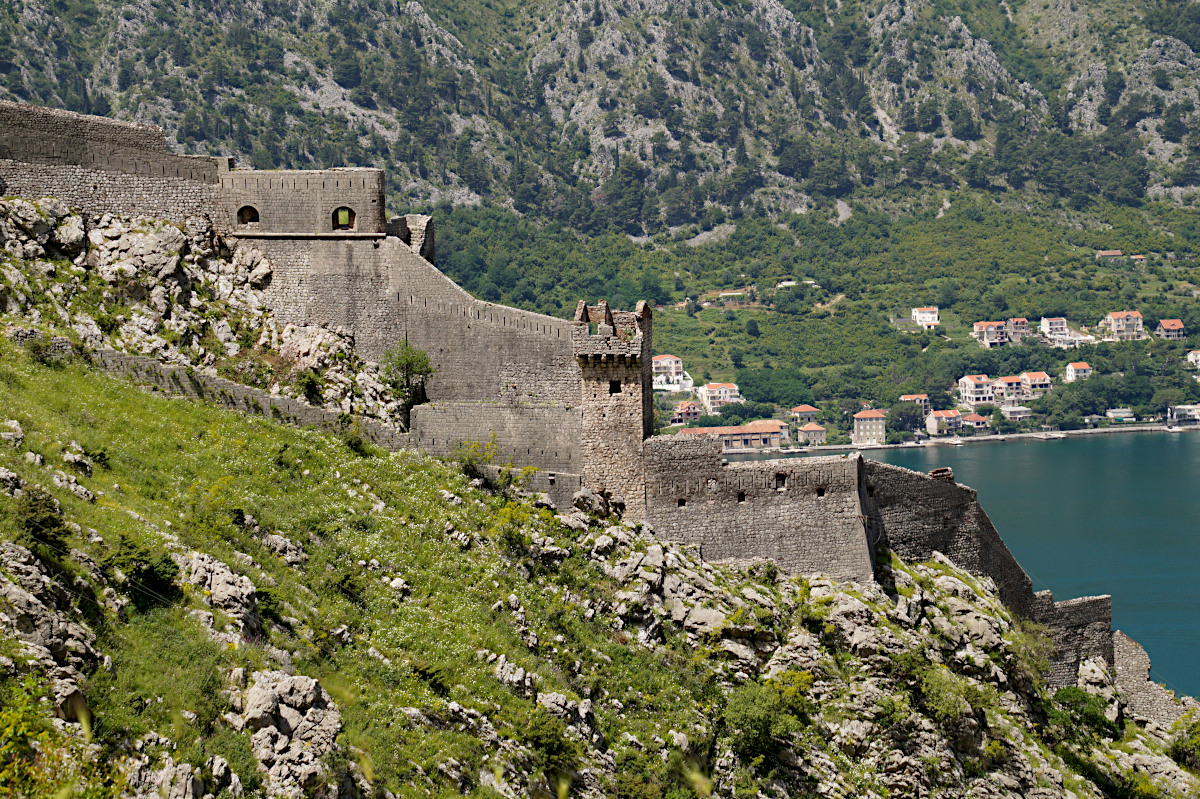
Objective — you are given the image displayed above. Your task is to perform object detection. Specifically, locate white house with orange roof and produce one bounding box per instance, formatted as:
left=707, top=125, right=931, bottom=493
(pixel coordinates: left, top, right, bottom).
left=1064, top=362, right=1092, bottom=383
left=992, top=376, right=1024, bottom=402
left=1040, top=317, right=1068, bottom=337
left=899, top=393, right=931, bottom=414
left=790, top=404, right=820, bottom=422
left=651, top=354, right=693, bottom=391
left=696, top=382, right=742, bottom=414
left=852, top=409, right=888, bottom=445
left=971, top=321, right=1009, bottom=348
left=961, top=412, right=990, bottom=430
left=1098, top=310, right=1147, bottom=341
left=1155, top=319, right=1185, bottom=340
left=958, top=374, right=994, bottom=408
left=1007, top=318, right=1032, bottom=343
left=926, top=409, right=963, bottom=435
left=911, top=307, right=940, bottom=329
left=1020, top=371, right=1053, bottom=397
left=797, top=422, right=827, bottom=445
left=670, top=401, right=702, bottom=425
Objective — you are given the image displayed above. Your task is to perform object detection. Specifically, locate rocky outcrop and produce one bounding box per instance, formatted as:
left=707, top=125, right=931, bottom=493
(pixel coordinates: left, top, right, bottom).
left=0, top=542, right=101, bottom=720
left=180, top=551, right=263, bottom=639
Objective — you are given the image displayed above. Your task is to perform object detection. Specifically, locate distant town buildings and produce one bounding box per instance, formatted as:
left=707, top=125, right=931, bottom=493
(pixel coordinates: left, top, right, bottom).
left=852, top=409, right=888, bottom=445
left=651, top=354, right=693, bottom=391
left=1167, top=404, right=1200, bottom=426
left=1001, top=405, right=1032, bottom=422
left=962, top=412, right=990, bottom=430
left=797, top=422, right=827, bottom=445
left=790, top=404, right=819, bottom=422
left=911, top=306, right=940, bottom=329
left=991, top=376, right=1024, bottom=403
left=1040, top=317, right=1068, bottom=337
left=899, top=393, right=931, bottom=415
left=958, top=374, right=995, bottom=409
left=678, top=418, right=788, bottom=451
left=1098, top=311, right=1147, bottom=342
left=926, top=409, right=963, bottom=435
left=696, top=382, right=742, bottom=415
left=670, top=401, right=702, bottom=426
left=1064, top=362, right=1092, bottom=382
left=970, top=318, right=1031, bottom=348
left=1155, top=319, right=1185, bottom=340
left=1106, top=408, right=1136, bottom=421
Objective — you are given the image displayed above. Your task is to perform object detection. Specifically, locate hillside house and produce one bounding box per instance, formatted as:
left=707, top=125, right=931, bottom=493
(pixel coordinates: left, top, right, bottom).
left=790, top=404, right=820, bottom=422
left=1095, top=249, right=1123, bottom=259
left=670, top=401, right=702, bottom=425
left=911, top=307, right=940, bottom=329
left=1098, top=311, right=1147, bottom=342
left=899, top=393, right=931, bottom=415
left=797, top=422, right=827, bottom=444
left=1189, top=351, right=1200, bottom=368
left=852, top=409, right=888, bottom=446
left=1155, top=319, right=1185, bottom=340
left=1040, top=317, right=1069, bottom=337
left=962, top=412, right=991, bottom=430
left=992, top=376, right=1024, bottom=403
left=697, top=382, right=742, bottom=414
left=958, top=374, right=995, bottom=408
left=1064, top=362, right=1092, bottom=383
left=1167, top=405, right=1200, bottom=426
left=1007, top=318, right=1031, bottom=343
left=1020, top=371, right=1053, bottom=397
left=926, top=409, right=963, bottom=435
left=972, top=321, right=1009, bottom=348
left=1001, top=406, right=1032, bottom=422
left=652, top=354, right=691, bottom=391
left=679, top=418, right=788, bottom=451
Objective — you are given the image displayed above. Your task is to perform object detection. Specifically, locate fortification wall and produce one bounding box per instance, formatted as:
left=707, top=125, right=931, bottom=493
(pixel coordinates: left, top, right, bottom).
left=410, top=402, right=581, bottom=474
left=1029, top=591, right=1115, bottom=688
left=222, top=169, right=387, bottom=234
left=861, top=461, right=1035, bottom=617
left=643, top=440, right=874, bottom=581
left=1113, top=631, right=1196, bottom=729
left=254, top=237, right=579, bottom=404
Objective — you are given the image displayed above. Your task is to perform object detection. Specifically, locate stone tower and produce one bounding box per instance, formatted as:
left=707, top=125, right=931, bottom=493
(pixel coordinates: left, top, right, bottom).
left=572, top=300, right=653, bottom=520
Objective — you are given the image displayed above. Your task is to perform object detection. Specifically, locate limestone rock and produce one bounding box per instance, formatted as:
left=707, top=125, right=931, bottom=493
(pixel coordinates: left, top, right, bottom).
left=182, top=552, right=262, bottom=638
left=244, top=670, right=343, bottom=798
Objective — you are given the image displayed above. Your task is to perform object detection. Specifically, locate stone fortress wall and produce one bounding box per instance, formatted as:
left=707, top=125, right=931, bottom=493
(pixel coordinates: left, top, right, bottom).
left=1, top=102, right=1189, bottom=716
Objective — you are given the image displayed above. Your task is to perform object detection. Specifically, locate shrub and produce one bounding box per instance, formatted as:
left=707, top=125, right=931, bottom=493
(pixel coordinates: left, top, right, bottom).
left=1043, top=687, right=1121, bottom=745
left=919, top=666, right=972, bottom=722
left=523, top=708, right=579, bottom=788
left=296, top=370, right=323, bottom=404
left=13, top=485, right=67, bottom=555
left=1168, top=714, right=1200, bottom=770
left=1005, top=619, right=1055, bottom=689
left=102, top=534, right=180, bottom=612
left=722, top=680, right=802, bottom=762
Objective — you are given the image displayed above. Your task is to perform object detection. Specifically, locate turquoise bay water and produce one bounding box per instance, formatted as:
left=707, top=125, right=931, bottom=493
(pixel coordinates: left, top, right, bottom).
left=872, top=433, right=1200, bottom=697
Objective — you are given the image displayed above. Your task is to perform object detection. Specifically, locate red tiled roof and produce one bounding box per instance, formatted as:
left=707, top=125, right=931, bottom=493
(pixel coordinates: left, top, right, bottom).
left=914, top=306, right=938, bottom=312
left=973, top=321, right=1005, bottom=330
left=653, top=353, right=681, bottom=361
left=674, top=401, right=700, bottom=411
left=1159, top=319, right=1184, bottom=330
left=963, top=374, right=990, bottom=384
left=1107, top=310, right=1143, bottom=319
left=1096, top=249, right=1123, bottom=257
left=854, top=410, right=887, bottom=419
left=931, top=410, right=961, bottom=418
left=703, top=382, right=738, bottom=390
left=679, top=419, right=785, bottom=436
left=791, top=404, right=819, bottom=412
left=1068, top=362, right=1090, bottom=369
left=1021, top=371, right=1051, bottom=380
left=963, top=413, right=989, bottom=422
left=900, top=393, right=928, bottom=400
left=799, top=422, right=826, bottom=431
left=995, top=376, right=1022, bottom=384
left=1009, top=317, right=1029, bottom=323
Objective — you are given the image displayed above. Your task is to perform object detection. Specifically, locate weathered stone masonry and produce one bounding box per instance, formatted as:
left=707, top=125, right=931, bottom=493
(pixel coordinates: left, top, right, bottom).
left=2, top=101, right=1188, bottom=712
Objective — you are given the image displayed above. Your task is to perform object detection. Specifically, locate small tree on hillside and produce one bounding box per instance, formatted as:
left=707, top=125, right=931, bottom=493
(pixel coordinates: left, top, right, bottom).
left=382, top=340, right=435, bottom=431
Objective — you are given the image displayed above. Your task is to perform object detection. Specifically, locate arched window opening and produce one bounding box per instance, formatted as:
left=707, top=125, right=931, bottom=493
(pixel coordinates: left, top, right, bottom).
left=332, top=207, right=356, bottom=231
left=237, top=206, right=259, bottom=225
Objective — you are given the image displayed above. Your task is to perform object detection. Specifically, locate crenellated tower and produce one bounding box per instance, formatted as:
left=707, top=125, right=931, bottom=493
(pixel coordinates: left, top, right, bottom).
left=572, top=299, right=653, bottom=520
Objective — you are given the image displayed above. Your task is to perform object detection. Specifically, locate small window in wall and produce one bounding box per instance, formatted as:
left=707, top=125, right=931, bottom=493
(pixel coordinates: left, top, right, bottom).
left=548, top=473, right=556, bottom=486
left=816, top=486, right=826, bottom=498
left=609, top=380, right=621, bottom=395
left=677, top=498, right=686, bottom=508
left=237, top=206, right=259, bottom=225
left=775, top=473, right=787, bottom=490
left=737, top=491, right=746, bottom=503
left=332, top=206, right=356, bottom=230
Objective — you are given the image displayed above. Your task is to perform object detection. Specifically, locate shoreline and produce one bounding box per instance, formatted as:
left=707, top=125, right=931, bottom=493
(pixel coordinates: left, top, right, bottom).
left=725, top=422, right=1199, bottom=460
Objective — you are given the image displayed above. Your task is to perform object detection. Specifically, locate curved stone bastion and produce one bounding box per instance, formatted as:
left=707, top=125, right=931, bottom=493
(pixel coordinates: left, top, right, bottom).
left=1, top=99, right=1192, bottom=723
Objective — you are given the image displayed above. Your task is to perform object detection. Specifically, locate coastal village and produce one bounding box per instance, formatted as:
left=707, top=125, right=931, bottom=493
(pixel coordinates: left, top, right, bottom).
left=660, top=292, right=1200, bottom=451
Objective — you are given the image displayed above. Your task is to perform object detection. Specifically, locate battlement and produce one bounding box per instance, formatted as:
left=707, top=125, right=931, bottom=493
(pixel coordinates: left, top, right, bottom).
left=222, top=167, right=387, bottom=235
left=571, top=300, right=651, bottom=361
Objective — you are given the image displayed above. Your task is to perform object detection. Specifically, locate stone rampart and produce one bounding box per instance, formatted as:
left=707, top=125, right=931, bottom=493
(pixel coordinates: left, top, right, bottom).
left=643, top=439, right=875, bottom=582
left=1113, top=631, right=1197, bottom=730
left=1030, top=592, right=1114, bottom=687
left=222, top=169, right=387, bottom=234
left=861, top=461, right=1034, bottom=617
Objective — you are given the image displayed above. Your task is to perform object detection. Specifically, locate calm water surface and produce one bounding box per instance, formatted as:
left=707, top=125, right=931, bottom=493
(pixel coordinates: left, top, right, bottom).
left=871, top=433, right=1200, bottom=697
